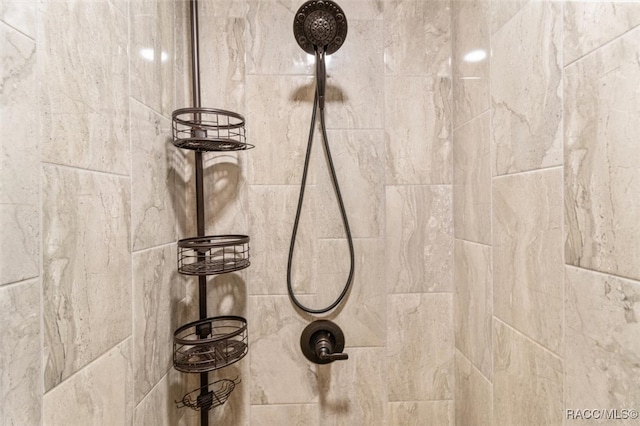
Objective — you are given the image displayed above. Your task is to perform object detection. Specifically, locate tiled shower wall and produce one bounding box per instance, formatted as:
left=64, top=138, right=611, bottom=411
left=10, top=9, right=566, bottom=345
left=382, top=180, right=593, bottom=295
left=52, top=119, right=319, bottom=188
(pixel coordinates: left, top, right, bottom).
left=452, top=1, right=640, bottom=425
left=3, top=0, right=638, bottom=425
left=1, top=0, right=199, bottom=423
left=201, top=0, right=455, bottom=424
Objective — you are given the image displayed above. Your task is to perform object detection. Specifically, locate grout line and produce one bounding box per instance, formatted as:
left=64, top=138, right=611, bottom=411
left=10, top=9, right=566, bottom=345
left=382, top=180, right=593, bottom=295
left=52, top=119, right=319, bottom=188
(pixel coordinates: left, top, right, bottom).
left=455, top=348, right=493, bottom=385
left=130, top=96, right=171, bottom=121
left=559, top=4, right=567, bottom=419
left=0, top=276, right=40, bottom=289
left=0, top=18, right=36, bottom=41
left=43, top=334, right=133, bottom=397
left=492, top=164, right=563, bottom=180
left=452, top=108, right=492, bottom=133
left=41, top=162, right=131, bottom=179
left=493, top=317, right=563, bottom=362
left=563, top=23, right=640, bottom=69
left=564, top=264, right=640, bottom=285
left=131, top=240, right=177, bottom=255
left=453, top=237, right=492, bottom=249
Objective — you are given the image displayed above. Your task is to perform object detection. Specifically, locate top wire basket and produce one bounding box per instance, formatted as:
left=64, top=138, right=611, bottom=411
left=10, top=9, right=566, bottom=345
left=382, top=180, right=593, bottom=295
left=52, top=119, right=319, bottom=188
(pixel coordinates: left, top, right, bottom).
left=172, top=107, right=253, bottom=152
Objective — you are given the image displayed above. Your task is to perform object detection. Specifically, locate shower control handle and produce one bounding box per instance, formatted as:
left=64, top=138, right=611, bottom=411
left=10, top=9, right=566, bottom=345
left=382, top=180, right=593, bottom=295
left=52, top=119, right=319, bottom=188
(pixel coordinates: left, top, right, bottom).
left=300, top=320, right=348, bottom=364
left=315, top=332, right=349, bottom=362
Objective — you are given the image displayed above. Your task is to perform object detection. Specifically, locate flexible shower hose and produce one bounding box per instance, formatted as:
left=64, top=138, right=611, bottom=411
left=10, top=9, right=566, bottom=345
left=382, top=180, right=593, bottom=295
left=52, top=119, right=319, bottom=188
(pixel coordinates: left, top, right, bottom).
left=286, top=88, right=355, bottom=314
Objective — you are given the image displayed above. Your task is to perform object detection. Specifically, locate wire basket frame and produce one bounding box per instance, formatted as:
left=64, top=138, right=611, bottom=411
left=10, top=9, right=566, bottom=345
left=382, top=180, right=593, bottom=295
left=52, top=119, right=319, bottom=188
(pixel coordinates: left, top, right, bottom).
left=176, top=377, right=240, bottom=412
left=172, top=107, right=253, bottom=152
left=174, top=316, right=248, bottom=373
left=178, top=235, right=250, bottom=276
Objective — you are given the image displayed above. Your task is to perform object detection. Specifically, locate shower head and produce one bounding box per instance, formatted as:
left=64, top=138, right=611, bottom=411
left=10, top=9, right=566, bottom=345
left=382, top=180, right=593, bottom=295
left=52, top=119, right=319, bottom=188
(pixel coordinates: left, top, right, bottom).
left=293, top=0, right=348, bottom=55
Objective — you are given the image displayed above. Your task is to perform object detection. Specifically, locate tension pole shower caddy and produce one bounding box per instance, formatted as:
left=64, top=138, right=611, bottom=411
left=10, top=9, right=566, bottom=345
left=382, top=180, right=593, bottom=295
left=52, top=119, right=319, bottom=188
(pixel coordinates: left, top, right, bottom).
left=171, top=1, right=253, bottom=424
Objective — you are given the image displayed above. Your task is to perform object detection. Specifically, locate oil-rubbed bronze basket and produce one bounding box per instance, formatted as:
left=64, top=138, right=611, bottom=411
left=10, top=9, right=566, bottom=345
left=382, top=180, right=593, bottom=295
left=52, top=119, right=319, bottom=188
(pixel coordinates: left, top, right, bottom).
left=173, top=316, right=248, bottom=374
left=176, top=377, right=240, bottom=412
left=178, top=235, right=250, bottom=276
left=172, top=108, right=253, bottom=151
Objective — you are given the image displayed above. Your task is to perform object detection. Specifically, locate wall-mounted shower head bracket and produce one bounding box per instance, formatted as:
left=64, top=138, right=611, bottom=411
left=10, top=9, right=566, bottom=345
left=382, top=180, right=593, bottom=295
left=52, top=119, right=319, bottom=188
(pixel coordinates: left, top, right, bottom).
left=293, top=0, right=348, bottom=55
left=300, top=320, right=348, bottom=364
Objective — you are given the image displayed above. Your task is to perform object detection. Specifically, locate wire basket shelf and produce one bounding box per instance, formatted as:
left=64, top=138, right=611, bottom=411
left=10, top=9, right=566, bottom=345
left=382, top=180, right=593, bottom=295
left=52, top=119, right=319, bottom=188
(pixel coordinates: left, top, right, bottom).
left=174, top=316, right=248, bottom=374
left=176, top=377, right=240, bottom=412
left=178, top=235, right=250, bottom=276
left=172, top=107, right=253, bottom=152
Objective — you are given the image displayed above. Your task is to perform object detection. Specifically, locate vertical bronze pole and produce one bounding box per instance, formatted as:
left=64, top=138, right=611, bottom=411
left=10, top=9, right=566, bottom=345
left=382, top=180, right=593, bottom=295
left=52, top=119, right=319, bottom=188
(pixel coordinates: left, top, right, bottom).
left=189, top=0, right=209, bottom=424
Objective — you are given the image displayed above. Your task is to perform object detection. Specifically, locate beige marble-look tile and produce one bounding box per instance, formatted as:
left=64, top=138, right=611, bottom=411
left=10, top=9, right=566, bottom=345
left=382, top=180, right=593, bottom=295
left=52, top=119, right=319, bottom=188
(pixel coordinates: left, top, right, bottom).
left=564, top=26, right=640, bottom=281
left=173, top=0, right=189, bottom=77
left=251, top=404, right=319, bottom=426
left=131, top=100, right=177, bottom=251
left=564, top=1, right=640, bottom=66
left=1, top=21, right=37, bottom=203
left=386, top=185, right=453, bottom=293
left=199, top=0, right=249, bottom=19
left=490, top=0, right=528, bottom=35
left=387, top=401, right=454, bottom=426
left=323, top=19, right=384, bottom=130
left=452, top=0, right=489, bottom=127
left=130, top=0, right=175, bottom=117
left=0, top=280, right=41, bottom=426
left=39, top=0, right=129, bottom=174
left=202, top=152, right=250, bottom=236
left=493, top=168, right=563, bottom=354
left=493, top=320, right=563, bottom=426
left=455, top=351, right=492, bottom=426
left=43, top=166, right=131, bottom=390
left=1, top=23, right=39, bottom=286
left=384, top=0, right=451, bottom=77
left=315, top=239, right=385, bottom=347
left=247, top=185, right=316, bottom=296
left=491, top=0, right=562, bottom=176
left=0, top=205, right=38, bottom=286
left=454, top=240, right=492, bottom=379
left=318, top=130, right=384, bottom=239
left=247, top=0, right=313, bottom=76
left=247, top=75, right=316, bottom=185
left=385, top=76, right=452, bottom=185
left=206, top=365, right=250, bottom=426
left=317, top=347, right=386, bottom=425
left=453, top=112, right=491, bottom=244
left=133, top=244, right=191, bottom=404
left=249, top=295, right=318, bottom=405
left=199, top=17, right=245, bottom=113
left=134, top=369, right=198, bottom=426
left=565, top=267, right=640, bottom=421
left=387, top=293, right=453, bottom=401
left=335, top=0, right=382, bottom=21
left=43, top=340, right=131, bottom=426
left=1, top=0, right=36, bottom=37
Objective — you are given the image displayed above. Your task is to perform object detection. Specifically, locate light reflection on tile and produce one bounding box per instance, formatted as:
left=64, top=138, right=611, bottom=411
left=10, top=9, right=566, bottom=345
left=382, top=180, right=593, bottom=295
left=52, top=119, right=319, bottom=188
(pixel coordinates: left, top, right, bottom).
left=452, top=0, right=489, bottom=126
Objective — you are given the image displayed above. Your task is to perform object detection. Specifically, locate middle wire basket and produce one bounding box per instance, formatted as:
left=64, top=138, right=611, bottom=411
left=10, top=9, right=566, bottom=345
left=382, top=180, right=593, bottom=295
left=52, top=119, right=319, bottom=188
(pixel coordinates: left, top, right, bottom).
left=174, top=316, right=248, bottom=373
left=178, top=235, right=250, bottom=276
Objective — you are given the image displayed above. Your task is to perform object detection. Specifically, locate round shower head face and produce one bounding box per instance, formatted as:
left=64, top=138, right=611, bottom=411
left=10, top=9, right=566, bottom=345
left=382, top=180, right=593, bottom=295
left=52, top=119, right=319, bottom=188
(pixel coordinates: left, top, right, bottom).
left=293, top=0, right=348, bottom=55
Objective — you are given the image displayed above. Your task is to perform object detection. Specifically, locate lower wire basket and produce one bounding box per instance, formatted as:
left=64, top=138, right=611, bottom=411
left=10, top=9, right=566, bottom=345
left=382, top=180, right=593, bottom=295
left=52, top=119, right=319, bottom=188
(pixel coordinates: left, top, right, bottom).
left=174, top=316, right=248, bottom=373
left=176, top=377, right=240, bottom=412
